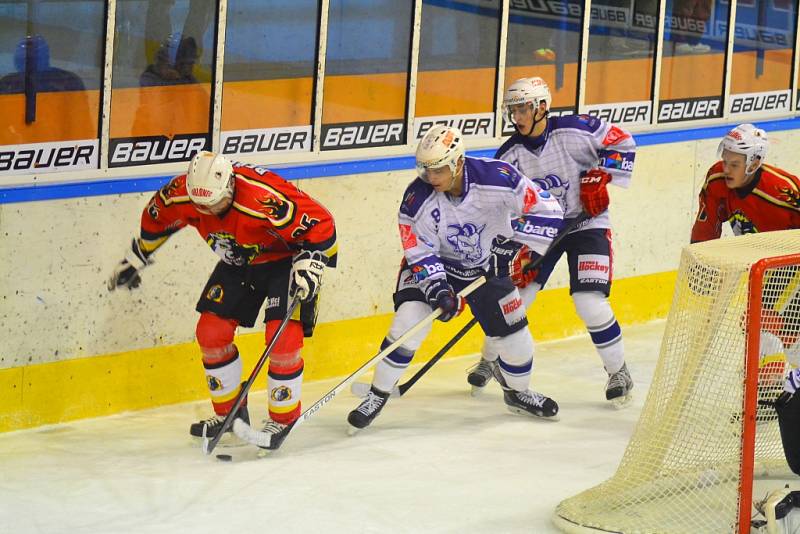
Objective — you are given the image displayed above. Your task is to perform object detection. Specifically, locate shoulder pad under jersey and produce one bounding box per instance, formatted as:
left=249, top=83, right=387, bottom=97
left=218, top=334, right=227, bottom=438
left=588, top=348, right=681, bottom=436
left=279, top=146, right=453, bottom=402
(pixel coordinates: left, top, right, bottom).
left=550, top=114, right=602, bottom=134
left=399, top=178, right=435, bottom=218
left=466, top=157, right=522, bottom=189
left=495, top=133, right=525, bottom=160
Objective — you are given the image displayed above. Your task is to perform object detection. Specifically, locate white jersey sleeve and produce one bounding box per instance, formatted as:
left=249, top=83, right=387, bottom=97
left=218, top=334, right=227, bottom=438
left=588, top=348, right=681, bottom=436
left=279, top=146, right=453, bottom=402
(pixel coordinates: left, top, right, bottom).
left=397, top=178, right=447, bottom=285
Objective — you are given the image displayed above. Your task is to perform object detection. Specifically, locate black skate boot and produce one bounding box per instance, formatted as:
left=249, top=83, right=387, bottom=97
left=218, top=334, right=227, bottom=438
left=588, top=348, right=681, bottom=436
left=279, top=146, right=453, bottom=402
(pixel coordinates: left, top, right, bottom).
left=467, top=357, right=494, bottom=395
left=347, top=386, right=390, bottom=430
left=503, top=389, right=559, bottom=418
left=256, top=419, right=292, bottom=451
left=189, top=403, right=250, bottom=438
left=605, top=362, right=634, bottom=408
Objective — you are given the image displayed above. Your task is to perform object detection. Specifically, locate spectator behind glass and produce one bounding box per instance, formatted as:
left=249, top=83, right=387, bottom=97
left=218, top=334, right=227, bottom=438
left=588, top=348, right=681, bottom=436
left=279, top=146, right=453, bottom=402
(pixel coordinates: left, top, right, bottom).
left=139, top=34, right=199, bottom=87
left=0, top=35, right=86, bottom=94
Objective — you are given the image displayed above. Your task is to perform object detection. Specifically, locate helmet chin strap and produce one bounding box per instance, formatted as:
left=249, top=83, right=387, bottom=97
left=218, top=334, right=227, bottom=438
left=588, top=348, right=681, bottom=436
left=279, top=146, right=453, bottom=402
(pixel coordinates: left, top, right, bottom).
left=518, top=105, right=548, bottom=137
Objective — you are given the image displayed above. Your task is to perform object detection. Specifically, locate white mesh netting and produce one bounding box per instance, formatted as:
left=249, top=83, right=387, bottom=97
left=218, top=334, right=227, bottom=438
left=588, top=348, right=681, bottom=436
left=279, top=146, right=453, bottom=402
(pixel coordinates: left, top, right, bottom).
left=553, top=230, right=800, bottom=534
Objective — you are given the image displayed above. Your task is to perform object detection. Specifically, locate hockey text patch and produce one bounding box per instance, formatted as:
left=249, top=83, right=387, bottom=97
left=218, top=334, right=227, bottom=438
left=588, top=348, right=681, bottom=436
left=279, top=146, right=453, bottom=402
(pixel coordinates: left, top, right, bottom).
left=578, top=254, right=611, bottom=284
left=498, top=291, right=526, bottom=326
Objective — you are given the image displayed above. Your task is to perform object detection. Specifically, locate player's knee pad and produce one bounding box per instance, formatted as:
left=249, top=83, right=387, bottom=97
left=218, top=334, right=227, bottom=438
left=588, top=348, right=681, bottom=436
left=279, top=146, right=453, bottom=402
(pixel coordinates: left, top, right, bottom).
left=196, top=312, right=238, bottom=362
left=265, top=319, right=304, bottom=368
left=572, top=291, right=614, bottom=329
left=388, top=300, right=432, bottom=351
left=491, top=327, right=534, bottom=367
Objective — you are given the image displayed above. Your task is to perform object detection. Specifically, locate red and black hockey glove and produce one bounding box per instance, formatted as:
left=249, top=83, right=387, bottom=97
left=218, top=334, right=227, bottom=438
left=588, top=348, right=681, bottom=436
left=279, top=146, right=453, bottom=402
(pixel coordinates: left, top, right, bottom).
left=580, top=168, right=612, bottom=217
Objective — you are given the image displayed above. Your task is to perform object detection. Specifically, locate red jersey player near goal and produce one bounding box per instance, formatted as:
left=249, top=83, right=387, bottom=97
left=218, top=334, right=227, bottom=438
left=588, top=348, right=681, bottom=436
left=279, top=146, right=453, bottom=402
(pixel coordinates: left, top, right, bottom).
left=691, top=124, right=800, bottom=476
left=107, top=151, right=337, bottom=450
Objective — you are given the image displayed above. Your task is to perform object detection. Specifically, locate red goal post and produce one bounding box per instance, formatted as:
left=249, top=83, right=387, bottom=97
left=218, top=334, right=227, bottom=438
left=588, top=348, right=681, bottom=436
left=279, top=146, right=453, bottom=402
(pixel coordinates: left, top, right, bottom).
left=553, top=230, right=800, bottom=534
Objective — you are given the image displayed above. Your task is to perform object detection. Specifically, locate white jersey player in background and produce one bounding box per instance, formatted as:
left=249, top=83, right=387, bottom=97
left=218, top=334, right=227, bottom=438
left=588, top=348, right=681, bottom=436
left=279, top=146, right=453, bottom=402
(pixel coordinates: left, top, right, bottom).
left=467, top=77, right=637, bottom=407
left=347, top=124, right=564, bottom=431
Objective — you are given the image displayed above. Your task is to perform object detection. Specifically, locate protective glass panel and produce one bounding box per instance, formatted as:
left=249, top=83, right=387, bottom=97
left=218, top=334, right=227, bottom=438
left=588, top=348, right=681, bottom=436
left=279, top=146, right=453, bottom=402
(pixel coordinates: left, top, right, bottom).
left=729, top=0, right=797, bottom=116
left=320, top=0, right=413, bottom=151
left=504, top=0, right=582, bottom=135
left=221, top=0, right=318, bottom=157
left=584, top=0, right=658, bottom=126
left=658, top=0, right=725, bottom=123
left=109, top=0, right=215, bottom=167
left=0, top=1, right=104, bottom=176
left=416, top=0, right=500, bottom=140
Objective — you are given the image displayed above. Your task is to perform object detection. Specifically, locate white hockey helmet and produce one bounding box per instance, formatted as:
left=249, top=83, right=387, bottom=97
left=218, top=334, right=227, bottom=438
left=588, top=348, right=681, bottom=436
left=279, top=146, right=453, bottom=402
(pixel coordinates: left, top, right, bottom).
left=717, top=124, right=768, bottom=173
left=415, top=124, right=465, bottom=180
left=503, top=76, right=552, bottom=123
left=187, top=151, right=234, bottom=206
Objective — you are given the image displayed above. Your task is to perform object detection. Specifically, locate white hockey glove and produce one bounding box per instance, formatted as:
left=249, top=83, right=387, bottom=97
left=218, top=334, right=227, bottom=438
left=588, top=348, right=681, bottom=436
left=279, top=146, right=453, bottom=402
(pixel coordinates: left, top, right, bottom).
left=290, top=250, right=327, bottom=302
left=107, top=238, right=152, bottom=291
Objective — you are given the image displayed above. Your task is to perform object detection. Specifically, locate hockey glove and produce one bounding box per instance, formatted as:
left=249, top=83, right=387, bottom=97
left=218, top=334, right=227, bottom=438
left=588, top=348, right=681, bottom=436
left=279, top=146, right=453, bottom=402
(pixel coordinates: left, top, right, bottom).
left=291, top=250, right=327, bottom=302
left=579, top=168, right=612, bottom=217
left=509, top=246, right=541, bottom=288
left=488, top=236, right=526, bottom=280
left=424, top=278, right=465, bottom=322
left=107, top=238, right=152, bottom=291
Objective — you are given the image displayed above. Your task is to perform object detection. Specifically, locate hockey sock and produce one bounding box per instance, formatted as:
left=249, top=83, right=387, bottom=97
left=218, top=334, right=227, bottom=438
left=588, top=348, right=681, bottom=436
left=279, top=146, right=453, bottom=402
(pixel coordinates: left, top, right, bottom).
left=573, top=291, right=624, bottom=374
left=373, top=337, right=414, bottom=393
left=494, top=328, right=535, bottom=391
left=202, top=347, right=244, bottom=416
left=268, top=358, right=303, bottom=425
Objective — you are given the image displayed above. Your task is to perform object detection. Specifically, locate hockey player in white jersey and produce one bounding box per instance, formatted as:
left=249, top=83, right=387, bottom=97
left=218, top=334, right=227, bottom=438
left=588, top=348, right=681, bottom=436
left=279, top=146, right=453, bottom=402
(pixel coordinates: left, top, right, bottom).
left=347, top=124, right=564, bottom=430
left=467, top=76, right=636, bottom=407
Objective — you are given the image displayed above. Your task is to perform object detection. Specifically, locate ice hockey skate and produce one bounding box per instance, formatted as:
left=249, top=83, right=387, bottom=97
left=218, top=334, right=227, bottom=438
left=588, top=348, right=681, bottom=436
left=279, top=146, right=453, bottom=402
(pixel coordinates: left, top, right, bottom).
left=347, top=385, right=390, bottom=433
left=605, top=362, right=634, bottom=408
left=255, top=419, right=291, bottom=451
left=503, top=389, right=559, bottom=418
left=466, top=357, right=494, bottom=396
left=189, top=404, right=250, bottom=439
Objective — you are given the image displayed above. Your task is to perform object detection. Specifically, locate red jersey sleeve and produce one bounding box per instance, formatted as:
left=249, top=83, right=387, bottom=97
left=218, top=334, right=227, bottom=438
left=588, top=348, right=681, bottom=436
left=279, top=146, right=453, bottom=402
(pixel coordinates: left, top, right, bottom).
left=691, top=162, right=727, bottom=243
left=138, top=175, right=193, bottom=253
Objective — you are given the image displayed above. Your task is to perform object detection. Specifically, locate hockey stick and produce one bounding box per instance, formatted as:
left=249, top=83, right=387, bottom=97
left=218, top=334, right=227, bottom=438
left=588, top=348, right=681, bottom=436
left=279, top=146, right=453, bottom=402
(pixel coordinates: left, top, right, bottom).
left=231, top=276, right=488, bottom=450
left=351, top=212, right=591, bottom=399
left=202, top=295, right=300, bottom=455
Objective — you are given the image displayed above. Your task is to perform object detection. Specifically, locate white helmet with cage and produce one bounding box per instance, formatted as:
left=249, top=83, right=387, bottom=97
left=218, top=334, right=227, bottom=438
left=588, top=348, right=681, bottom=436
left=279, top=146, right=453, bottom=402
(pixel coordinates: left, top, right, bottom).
left=187, top=151, right=235, bottom=206
left=717, top=124, right=768, bottom=173
left=502, top=76, right=552, bottom=124
left=415, top=124, right=465, bottom=181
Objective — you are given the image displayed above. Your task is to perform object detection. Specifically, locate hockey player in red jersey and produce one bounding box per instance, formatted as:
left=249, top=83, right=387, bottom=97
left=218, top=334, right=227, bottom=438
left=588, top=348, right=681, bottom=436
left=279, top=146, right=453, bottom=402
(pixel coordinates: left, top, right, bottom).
left=107, top=151, right=337, bottom=449
left=691, top=123, right=800, bottom=243
left=692, top=124, right=800, bottom=473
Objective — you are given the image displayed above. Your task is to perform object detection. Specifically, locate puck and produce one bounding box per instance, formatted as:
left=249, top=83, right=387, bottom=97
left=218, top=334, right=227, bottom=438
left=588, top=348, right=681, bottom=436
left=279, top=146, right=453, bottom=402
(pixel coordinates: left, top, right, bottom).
left=216, top=454, right=233, bottom=462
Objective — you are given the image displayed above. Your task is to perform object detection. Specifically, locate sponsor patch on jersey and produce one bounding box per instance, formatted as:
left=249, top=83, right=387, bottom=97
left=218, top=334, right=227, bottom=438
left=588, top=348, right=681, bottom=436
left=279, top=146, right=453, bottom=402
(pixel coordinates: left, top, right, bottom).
left=397, top=268, right=417, bottom=292
left=399, top=224, right=418, bottom=250
left=577, top=254, right=611, bottom=284
left=602, top=125, right=631, bottom=146
left=206, top=284, right=224, bottom=303
left=498, top=291, right=526, bottom=326
left=522, top=186, right=538, bottom=213
left=599, top=150, right=634, bottom=172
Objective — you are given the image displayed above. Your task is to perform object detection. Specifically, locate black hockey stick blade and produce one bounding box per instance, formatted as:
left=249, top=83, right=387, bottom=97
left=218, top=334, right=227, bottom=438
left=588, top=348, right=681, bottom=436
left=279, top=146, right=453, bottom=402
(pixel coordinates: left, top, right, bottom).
left=202, top=295, right=300, bottom=456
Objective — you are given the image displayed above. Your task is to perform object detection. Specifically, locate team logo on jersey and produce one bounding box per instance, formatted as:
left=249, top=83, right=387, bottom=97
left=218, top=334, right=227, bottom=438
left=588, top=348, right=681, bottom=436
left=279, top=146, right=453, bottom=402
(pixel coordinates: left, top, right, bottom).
left=271, top=386, right=292, bottom=402
left=446, top=223, right=486, bottom=262
left=533, top=174, right=570, bottom=208
left=146, top=198, right=160, bottom=220
left=399, top=224, right=418, bottom=250
left=778, top=184, right=800, bottom=208
left=207, top=232, right=261, bottom=266
left=254, top=185, right=294, bottom=227
left=602, top=126, right=631, bottom=146
left=207, top=375, right=223, bottom=391
left=206, top=284, right=224, bottom=303
left=730, top=212, right=757, bottom=235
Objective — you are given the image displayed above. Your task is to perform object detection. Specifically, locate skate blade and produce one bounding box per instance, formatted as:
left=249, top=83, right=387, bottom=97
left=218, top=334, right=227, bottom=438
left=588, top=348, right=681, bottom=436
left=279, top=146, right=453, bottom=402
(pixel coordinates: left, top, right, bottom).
left=610, top=393, right=633, bottom=410
left=347, top=425, right=362, bottom=436
left=506, top=406, right=560, bottom=421
left=470, top=385, right=485, bottom=397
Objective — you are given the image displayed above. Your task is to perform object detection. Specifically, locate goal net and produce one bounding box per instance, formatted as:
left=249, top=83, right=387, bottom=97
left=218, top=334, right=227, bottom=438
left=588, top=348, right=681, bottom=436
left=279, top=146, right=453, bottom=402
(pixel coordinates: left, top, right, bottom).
left=553, top=230, right=800, bottom=534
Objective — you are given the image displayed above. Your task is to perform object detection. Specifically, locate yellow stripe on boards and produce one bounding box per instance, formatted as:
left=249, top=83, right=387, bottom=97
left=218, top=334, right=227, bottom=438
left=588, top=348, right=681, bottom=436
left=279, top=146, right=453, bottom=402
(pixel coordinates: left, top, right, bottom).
left=0, top=271, right=676, bottom=433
